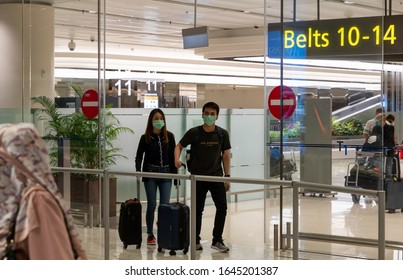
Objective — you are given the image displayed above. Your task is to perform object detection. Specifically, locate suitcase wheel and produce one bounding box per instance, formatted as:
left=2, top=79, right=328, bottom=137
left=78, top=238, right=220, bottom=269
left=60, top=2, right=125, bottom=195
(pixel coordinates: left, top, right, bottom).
left=388, top=209, right=396, bottom=214
left=183, top=247, right=188, bottom=255
left=169, top=250, right=176, bottom=256
left=158, top=247, right=163, bottom=253
left=136, top=244, right=141, bottom=249
left=123, top=243, right=128, bottom=249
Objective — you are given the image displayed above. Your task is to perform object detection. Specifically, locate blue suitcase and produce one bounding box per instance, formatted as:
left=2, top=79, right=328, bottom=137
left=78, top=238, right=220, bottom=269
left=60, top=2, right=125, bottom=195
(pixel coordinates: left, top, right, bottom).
left=157, top=202, right=190, bottom=255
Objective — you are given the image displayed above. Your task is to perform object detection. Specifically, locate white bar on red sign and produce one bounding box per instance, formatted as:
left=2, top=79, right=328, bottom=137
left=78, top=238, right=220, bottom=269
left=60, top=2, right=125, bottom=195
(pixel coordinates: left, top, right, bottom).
left=270, top=100, right=295, bottom=106
left=82, top=101, right=98, bottom=107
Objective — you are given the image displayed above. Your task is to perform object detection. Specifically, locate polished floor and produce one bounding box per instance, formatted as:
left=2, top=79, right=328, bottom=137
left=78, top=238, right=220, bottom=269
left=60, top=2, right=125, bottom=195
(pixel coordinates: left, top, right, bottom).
left=74, top=157, right=403, bottom=260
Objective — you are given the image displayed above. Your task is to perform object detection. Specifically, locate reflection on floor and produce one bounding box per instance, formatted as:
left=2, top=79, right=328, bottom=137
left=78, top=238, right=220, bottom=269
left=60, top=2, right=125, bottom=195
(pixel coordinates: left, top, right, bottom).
left=76, top=190, right=403, bottom=260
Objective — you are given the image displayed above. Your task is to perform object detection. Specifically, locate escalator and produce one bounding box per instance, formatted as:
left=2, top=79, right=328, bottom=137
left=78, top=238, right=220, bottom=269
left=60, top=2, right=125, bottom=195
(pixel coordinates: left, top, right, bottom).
left=297, top=90, right=381, bottom=122
left=270, top=90, right=381, bottom=129
left=332, top=94, right=382, bottom=122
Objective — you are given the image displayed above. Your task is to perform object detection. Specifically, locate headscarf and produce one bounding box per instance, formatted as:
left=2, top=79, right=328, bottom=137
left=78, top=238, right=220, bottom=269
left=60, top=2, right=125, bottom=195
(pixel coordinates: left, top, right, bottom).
left=0, top=123, right=86, bottom=259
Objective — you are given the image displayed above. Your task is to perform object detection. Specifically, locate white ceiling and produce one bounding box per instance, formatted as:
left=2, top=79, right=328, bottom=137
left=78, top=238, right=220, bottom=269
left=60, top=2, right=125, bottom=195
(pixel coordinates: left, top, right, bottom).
left=5, top=0, right=402, bottom=87
left=49, top=0, right=403, bottom=56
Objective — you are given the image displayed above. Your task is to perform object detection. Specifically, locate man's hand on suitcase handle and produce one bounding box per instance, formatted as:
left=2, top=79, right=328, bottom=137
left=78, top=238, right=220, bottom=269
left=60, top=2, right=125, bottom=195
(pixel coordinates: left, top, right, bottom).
left=174, top=163, right=186, bottom=187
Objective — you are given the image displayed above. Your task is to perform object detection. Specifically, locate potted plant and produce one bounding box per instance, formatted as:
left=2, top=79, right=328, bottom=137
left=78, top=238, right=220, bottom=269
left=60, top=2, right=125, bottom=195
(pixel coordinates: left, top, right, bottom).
left=269, top=121, right=301, bottom=142
left=32, top=85, right=134, bottom=217
left=332, top=117, right=364, bottom=137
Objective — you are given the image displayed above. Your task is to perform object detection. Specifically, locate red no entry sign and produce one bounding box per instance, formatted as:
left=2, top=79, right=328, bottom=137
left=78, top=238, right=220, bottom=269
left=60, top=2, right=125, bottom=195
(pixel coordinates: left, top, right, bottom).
left=81, top=89, right=99, bottom=118
left=268, top=85, right=296, bottom=120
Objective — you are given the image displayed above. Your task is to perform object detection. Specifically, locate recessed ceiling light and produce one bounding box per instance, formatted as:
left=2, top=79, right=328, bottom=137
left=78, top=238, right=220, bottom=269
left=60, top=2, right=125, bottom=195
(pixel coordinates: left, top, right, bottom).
left=343, top=1, right=355, bottom=4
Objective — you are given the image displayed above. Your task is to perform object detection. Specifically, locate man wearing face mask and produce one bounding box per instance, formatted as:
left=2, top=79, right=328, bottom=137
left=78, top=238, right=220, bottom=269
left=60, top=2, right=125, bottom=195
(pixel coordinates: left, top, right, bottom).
left=363, top=107, right=384, bottom=140
left=174, top=102, right=231, bottom=252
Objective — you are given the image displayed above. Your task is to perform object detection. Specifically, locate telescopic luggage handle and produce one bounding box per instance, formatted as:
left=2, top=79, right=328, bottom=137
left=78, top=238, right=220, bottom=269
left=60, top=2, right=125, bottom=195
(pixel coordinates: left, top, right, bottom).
left=136, top=176, right=141, bottom=200
left=176, top=163, right=186, bottom=203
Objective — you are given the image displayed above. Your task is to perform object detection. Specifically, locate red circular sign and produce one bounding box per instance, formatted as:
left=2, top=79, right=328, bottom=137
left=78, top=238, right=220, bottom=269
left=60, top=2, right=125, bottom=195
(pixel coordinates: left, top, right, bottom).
left=81, top=89, right=99, bottom=118
left=268, top=85, right=296, bottom=120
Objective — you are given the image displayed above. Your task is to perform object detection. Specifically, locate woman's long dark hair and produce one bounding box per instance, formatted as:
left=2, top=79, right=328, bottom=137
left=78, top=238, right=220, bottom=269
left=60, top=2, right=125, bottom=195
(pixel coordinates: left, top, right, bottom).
left=145, top=108, right=168, bottom=144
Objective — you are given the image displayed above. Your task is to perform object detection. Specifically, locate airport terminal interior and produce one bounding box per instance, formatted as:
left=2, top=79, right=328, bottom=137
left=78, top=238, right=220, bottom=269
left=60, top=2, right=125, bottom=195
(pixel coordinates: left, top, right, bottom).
left=3, top=0, right=403, bottom=260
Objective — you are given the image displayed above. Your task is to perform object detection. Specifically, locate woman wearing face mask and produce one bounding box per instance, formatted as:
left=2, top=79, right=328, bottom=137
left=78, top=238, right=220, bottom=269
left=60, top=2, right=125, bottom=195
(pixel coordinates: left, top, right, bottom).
left=135, top=109, right=177, bottom=245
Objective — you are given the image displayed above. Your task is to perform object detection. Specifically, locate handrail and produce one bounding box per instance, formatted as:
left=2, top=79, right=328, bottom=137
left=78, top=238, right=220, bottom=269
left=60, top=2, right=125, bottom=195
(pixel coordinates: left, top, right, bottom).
left=51, top=166, right=386, bottom=260
left=51, top=167, right=104, bottom=174
left=292, top=181, right=385, bottom=260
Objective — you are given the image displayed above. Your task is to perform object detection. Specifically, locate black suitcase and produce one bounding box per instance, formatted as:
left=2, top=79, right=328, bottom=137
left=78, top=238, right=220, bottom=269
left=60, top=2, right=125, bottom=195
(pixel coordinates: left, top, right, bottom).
left=157, top=202, right=190, bottom=255
left=385, top=180, right=403, bottom=213
left=392, top=154, right=401, bottom=178
left=347, top=165, right=383, bottom=190
left=385, top=156, right=403, bottom=213
left=345, top=164, right=383, bottom=203
left=118, top=198, right=142, bottom=249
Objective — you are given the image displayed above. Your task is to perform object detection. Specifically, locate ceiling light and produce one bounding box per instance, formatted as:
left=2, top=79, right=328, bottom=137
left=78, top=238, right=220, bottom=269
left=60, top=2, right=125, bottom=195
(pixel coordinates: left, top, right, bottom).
left=343, top=1, right=355, bottom=4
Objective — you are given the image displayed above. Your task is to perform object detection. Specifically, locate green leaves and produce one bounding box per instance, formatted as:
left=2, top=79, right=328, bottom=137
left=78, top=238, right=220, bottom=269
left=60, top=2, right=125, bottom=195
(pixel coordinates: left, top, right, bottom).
left=332, top=117, right=364, bottom=136
left=31, top=88, right=134, bottom=180
left=269, top=117, right=364, bottom=141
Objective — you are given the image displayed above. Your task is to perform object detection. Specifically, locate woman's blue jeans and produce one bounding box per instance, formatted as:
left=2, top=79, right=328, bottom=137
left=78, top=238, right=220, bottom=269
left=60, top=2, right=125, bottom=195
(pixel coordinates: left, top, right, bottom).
left=144, top=178, right=172, bottom=235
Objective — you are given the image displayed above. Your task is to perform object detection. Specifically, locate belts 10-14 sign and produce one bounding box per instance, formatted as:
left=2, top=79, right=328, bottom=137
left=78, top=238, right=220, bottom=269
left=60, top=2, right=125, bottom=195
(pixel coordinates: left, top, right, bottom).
left=267, top=15, right=403, bottom=59
left=268, top=86, right=296, bottom=120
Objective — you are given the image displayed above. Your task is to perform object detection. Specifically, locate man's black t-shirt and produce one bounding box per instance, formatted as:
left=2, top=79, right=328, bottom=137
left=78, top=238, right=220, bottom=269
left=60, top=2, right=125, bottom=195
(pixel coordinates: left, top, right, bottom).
left=180, top=125, right=231, bottom=176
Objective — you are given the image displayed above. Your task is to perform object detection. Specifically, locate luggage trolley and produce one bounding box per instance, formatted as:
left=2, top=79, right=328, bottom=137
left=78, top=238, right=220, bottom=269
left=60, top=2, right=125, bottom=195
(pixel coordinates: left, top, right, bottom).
left=269, top=149, right=298, bottom=180
left=345, top=150, right=384, bottom=203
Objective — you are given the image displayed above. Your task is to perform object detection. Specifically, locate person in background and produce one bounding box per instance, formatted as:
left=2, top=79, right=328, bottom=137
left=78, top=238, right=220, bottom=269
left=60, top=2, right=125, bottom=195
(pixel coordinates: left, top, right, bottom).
left=386, top=114, right=398, bottom=145
left=135, top=109, right=176, bottom=245
left=363, top=107, right=384, bottom=140
left=386, top=114, right=395, bottom=125
left=174, top=101, right=231, bottom=252
left=372, top=113, right=395, bottom=180
left=0, top=123, right=87, bottom=260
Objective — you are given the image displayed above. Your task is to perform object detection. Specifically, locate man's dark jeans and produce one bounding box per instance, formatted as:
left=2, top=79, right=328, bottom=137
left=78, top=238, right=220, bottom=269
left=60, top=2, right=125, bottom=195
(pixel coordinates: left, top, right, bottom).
left=195, top=180, right=227, bottom=244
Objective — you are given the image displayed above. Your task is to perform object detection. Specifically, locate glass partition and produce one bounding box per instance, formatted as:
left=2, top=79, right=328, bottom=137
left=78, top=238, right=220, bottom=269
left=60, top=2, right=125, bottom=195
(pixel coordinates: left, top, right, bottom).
left=264, top=1, right=402, bottom=258
left=7, top=0, right=403, bottom=260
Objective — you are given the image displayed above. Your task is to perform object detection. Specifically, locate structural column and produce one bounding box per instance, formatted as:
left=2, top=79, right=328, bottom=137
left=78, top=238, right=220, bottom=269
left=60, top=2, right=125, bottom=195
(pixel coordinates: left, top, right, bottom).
left=0, top=3, right=54, bottom=123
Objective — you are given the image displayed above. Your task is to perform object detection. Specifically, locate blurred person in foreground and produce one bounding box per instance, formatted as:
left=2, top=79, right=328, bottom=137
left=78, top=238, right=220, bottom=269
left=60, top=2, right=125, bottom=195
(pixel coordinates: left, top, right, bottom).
left=0, top=123, right=87, bottom=260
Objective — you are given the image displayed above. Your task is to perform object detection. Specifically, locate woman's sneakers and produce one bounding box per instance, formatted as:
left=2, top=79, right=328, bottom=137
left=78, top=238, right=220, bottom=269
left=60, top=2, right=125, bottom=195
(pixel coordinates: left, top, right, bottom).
left=147, top=234, right=156, bottom=245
